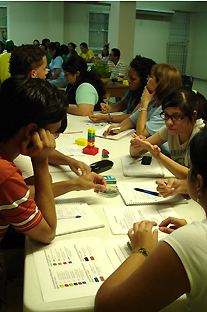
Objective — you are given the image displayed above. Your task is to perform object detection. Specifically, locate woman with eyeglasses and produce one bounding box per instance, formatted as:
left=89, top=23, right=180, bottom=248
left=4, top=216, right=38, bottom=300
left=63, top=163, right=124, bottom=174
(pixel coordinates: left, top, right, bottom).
left=130, top=86, right=205, bottom=178
left=102, top=64, right=182, bottom=155
left=95, top=126, right=207, bottom=312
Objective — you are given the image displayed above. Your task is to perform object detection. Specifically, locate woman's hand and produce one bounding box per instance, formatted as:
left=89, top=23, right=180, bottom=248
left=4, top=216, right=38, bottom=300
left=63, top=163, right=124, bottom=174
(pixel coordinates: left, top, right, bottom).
left=68, top=158, right=91, bottom=176
left=89, top=110, right=104, bottom=123
left=159, top=217, right=187, bottom=234
left=141, top=86, right=155, bottom=108
left=103, top=125, right=121, bottom=137
left=128, top=220, right=158, bottom=254
left=101, top=102, right=112, bottom=113
left=131, top=134, right=161, bottom=156
left=156, top=178, right=184, bottom=198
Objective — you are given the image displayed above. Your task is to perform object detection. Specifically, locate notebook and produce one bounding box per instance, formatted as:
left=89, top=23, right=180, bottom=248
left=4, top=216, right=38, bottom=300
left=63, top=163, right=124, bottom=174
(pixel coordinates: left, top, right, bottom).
left=95, top=125, right=134, bottom=140
left=117, top=181, right=188, bottom=205
left=121, top=155, right=164, bottom=177
left=55, top=201, right=104, bottom=235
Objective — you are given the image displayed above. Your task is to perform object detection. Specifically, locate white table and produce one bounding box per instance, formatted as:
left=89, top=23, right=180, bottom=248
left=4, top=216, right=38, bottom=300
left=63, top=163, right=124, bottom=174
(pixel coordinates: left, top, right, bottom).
left=23, top=114, right=205, bottom=312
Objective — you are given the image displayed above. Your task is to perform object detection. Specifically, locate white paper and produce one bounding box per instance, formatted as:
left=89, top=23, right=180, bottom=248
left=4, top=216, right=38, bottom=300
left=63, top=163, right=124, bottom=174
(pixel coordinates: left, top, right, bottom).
left=48, top=145, right=90, bottom=173
left=32, top=237, right=114, bottom=302
left=95, top=125, right=134, bottom=140
left=55, top=201, right=104, bottom=235
left=117, top=181, right=188, bottom=205
left=103, top=239, right=131, bottom=270
left=104, top=205, right=180, bottom=237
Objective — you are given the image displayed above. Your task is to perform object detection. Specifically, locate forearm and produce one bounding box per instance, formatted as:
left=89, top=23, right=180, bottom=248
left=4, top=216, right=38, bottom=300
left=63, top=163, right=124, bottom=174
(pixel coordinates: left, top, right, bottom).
left=110, top=100, right=126, bottom=113
left=68, top=104, right=93, bottom=116
left=136, top=110, right=149, bottom=136
left=154, top=153, right=189, bottom=179
left=119, top=117, right=135, bottom=132
left=98, top=253, right=145, bottom=290
left=32, top=159, right=56, bottom=231
left=51, top=69, right=60, bottom=80
left=48, top=150, right=71, bottom=165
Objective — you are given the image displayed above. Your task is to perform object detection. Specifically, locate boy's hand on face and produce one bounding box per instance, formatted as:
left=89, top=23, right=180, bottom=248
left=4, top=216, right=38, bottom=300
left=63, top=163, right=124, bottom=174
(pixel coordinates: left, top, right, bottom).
left=20, top=129, right=56, bottom=162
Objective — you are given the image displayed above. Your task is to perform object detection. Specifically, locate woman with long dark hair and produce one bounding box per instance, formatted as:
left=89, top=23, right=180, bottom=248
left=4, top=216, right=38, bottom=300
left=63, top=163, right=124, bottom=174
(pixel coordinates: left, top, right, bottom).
left=48, top=42, right=67, bottom=88
left=63, top=55, right=106, bottom=115
left=89, top=55, right=155, bottom=124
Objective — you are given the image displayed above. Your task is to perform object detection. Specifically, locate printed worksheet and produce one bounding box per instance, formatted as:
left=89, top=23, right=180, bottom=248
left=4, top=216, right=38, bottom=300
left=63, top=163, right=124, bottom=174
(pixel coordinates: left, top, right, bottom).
left=104, top=205, right=180, bottom=238
left=103, top=238, right=131, bottom=270
left=32, top=237, right=114, bottom=302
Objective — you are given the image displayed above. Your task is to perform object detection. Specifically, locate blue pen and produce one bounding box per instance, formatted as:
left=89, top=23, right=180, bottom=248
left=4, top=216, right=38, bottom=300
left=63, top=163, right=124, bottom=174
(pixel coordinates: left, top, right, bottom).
left=134, top=187, right=161, bottom=197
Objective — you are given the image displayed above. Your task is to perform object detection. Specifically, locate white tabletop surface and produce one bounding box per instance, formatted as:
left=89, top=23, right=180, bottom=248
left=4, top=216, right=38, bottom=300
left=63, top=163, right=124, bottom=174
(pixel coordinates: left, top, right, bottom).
left=23, top=114, right=205, bottom=312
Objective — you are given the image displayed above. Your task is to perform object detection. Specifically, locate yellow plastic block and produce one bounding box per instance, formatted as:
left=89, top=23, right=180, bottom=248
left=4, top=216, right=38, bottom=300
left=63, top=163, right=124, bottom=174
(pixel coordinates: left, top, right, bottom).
left=75, top=138, right=87, bottom=146
left=88, top=128, right=95, bottom=134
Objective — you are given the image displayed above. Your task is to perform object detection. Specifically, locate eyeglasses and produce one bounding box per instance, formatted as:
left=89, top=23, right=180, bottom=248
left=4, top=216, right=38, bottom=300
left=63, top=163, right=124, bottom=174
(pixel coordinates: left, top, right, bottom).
left=160, top=112, right=188, bottom=122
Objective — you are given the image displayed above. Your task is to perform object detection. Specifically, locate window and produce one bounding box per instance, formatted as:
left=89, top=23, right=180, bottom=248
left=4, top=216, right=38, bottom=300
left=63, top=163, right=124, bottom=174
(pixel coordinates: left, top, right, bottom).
left=0, top=6, right=7, bottom=42
left=88, top=12, right=109, bottom=56
left=167, top=11, right=190, bottom=74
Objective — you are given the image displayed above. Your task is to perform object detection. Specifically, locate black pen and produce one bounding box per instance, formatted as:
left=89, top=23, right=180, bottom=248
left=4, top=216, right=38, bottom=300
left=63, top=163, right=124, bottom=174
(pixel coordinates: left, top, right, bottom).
left=134, top=187, right=161, bottom=197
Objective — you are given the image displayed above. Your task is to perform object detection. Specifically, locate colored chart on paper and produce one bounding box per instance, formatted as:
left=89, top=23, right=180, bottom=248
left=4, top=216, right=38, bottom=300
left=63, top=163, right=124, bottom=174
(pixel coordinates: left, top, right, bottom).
left=32, top=237, right=114, bottom=302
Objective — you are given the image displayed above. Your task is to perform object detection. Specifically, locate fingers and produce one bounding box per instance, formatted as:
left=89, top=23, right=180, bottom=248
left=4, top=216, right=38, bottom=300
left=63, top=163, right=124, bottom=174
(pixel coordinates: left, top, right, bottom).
left=103, top=126, right=120, bottom=137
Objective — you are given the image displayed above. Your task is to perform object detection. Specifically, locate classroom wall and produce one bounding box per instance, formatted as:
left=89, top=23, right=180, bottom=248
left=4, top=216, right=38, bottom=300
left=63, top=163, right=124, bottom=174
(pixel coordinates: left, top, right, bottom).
left=2, top=1, right=207, bottom=96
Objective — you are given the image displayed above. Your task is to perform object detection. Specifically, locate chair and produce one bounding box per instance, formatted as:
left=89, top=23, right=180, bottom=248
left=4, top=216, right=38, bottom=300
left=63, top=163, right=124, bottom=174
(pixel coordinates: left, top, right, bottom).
left=181, top=75, right=194, bottom=89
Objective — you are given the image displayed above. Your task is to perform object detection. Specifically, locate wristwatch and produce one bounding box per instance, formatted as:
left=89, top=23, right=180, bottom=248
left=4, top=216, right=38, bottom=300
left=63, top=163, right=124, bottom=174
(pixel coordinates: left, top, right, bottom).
left=138, top=107, right=147, bottom=112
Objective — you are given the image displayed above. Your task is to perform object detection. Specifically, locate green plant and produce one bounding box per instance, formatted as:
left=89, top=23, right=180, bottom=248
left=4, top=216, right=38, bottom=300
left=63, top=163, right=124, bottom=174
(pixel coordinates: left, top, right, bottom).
left=92, top=62, right=111, bottom=78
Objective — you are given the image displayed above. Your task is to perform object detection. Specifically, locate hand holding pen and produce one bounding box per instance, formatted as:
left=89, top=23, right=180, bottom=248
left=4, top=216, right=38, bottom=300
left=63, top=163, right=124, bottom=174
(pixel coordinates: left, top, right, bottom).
left=103, top=126, right=121, bottom=137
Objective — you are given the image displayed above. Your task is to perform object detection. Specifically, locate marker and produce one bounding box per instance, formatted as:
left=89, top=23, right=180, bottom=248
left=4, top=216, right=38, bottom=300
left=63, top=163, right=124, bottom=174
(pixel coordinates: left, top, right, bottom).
left=129, top=157, right=143, bottom=165
left=134, top=187, right=161, bottom=197
left=62, top=131, right=83, bottom=134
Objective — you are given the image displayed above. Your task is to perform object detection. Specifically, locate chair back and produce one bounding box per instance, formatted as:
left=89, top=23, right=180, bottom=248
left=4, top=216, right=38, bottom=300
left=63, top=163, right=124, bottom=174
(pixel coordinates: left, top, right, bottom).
left=181, top=75, right=194, bottom=89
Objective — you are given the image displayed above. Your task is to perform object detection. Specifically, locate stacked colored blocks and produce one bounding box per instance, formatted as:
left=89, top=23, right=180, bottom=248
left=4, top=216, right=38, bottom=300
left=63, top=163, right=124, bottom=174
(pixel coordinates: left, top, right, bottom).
left=102, top=149, right=109, bottom=160
left=82, top=128, right=99, bottom=155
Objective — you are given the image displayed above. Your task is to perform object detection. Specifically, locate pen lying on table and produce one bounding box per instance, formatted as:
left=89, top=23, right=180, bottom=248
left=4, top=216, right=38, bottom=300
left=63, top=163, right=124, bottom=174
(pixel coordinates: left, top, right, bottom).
left=134, top=187, right=161, bottom=197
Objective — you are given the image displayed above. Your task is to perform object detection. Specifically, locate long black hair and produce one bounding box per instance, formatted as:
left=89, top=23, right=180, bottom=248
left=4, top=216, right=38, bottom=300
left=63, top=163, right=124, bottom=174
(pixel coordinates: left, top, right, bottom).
left=130, top=55, right=156, bottom=107
left=62, top=55, right=105, bottom=95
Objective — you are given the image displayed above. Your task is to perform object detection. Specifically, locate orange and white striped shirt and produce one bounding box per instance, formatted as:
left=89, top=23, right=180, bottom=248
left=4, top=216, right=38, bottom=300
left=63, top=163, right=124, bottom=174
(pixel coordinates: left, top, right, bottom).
left=0, top=149, right=42, bottom=244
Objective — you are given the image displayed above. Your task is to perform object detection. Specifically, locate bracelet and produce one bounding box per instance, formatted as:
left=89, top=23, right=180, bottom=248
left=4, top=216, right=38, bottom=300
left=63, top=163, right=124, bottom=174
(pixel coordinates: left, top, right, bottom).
left=108, top=113, right=113, bottom=124
left=131, top=247, right=149, bottom=257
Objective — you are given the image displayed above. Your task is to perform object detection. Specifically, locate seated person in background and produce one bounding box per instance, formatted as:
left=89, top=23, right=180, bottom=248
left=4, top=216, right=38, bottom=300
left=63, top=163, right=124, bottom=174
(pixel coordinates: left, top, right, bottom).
left=156, top=98, right=207, bottom=198
left=0, top=76, right=106, bottom=248
left=0, top=40, right=5, bottom=54
left=78, top=42, right=94, bottom=63
left=41, top=38, right=51, bottom=66
left=108, top=48, right=128, bottom=80
left=130, top=86, right=205, bottom=178
left=103, top=63, right=183, bottom=156
left=95, top=126, right=207, bottom=312
left=48, top=42, right=67, bottom=88
left=33, top=39, right=40, bottom=46
left=0, top=39, right=15, bottom=84
left=68, top=42, right=77, bottom=56
left=60, top=44, right=69, bottom=60
left=89, top=55, right=156, bottom=124
left=63, top=55, right=106, bottom=115
left=9, top=44, right=92, bottom=185
left=95, top=44, right=109, bottom=63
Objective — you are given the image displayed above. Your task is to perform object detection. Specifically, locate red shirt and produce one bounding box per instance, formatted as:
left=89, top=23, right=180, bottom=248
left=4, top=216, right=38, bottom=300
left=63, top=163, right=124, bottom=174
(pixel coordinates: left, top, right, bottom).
left=0, top=149, right=42, bottom=243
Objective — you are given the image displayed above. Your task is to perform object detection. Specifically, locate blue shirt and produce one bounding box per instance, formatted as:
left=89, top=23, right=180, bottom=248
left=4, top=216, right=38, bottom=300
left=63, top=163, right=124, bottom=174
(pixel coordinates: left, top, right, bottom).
left=125, top=89, right=136, bottom=114
left=130, top=99, right=170, bottom=156
left=49, top=56, right=65, bottom=79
